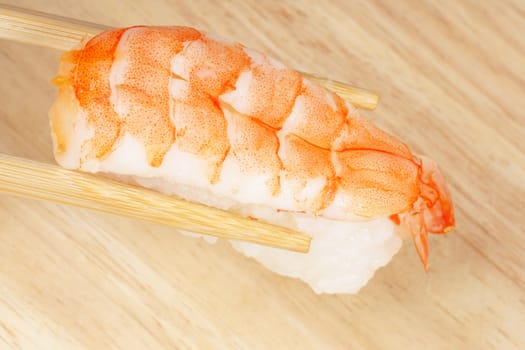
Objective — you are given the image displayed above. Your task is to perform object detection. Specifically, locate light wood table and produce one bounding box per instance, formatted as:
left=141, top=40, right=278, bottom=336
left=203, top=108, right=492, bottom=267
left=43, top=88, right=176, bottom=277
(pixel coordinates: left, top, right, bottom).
left=1, top=1, right=523, bottom=349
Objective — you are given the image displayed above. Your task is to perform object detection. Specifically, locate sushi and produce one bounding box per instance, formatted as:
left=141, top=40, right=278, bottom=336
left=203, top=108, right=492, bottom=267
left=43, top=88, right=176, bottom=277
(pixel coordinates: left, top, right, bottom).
left=49, top=26, right=455, bottom=294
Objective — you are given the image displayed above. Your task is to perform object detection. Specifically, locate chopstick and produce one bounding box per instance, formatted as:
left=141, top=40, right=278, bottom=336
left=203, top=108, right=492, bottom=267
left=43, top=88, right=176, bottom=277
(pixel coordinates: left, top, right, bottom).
left=0, top=153, right=311, bottom=252
left=0, top=3, right=379, bottom=110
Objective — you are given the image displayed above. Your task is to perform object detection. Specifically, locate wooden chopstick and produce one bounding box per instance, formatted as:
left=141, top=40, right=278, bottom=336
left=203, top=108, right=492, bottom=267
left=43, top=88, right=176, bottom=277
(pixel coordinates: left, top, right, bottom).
left=300, top=72, right=379, bottom=110
left=0, top=153, right=311, bottom=252
left=0, top=3, right=379, bottom=110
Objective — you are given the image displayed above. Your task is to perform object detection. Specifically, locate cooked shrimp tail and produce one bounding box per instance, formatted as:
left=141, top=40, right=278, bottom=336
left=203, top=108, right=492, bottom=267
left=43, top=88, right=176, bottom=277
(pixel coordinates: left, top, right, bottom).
left=403, top=156, right=455, bottom=270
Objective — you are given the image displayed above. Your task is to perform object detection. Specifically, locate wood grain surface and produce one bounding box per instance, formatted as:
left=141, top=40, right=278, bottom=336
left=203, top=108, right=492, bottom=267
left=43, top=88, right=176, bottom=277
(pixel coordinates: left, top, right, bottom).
left=1, top=1, right=524, bottom=349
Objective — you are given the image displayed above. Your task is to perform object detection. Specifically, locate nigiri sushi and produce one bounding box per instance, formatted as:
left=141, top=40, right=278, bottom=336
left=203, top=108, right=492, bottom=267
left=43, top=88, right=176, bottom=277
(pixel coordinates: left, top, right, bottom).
left=49, top=26, right=455, bottom=294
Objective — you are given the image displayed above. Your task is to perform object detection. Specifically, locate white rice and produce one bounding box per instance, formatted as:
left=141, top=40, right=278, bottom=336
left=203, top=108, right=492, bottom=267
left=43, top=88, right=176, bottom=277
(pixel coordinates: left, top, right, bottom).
left=132, top=177, right=403, bottom=294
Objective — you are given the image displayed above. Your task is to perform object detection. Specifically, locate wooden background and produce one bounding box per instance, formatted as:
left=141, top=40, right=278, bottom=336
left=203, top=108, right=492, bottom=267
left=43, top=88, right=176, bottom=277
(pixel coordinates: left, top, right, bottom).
left=1, top=1, right=524, bottom=349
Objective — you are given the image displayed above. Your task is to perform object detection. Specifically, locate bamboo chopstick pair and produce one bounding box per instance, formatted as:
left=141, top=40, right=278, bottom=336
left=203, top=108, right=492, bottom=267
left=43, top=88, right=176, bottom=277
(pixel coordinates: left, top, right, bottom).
left=0, top=4, right=380, bottom=253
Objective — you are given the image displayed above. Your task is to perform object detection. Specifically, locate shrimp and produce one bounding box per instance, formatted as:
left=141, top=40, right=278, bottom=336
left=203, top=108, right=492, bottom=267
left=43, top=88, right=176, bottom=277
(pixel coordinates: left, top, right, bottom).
left=49, top=26, right=454, bottom=291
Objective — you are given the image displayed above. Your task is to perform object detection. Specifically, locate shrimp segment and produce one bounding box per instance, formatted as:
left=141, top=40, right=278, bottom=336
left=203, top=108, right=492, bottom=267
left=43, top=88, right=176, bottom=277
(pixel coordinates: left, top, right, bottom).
left=222, top=106, right=282, bottom=194
left=50, top=26, right=455, bottom=270
left=112, top=27, right=201, bottom=167
left=220, top=49, right=302, bottom=129
left=72, top=28, right=127, bottom=159
left=173, top=35, right=251, bottom=97
left=283, top=81, right=346, bottom=149
left=334, top=150, right=420, bottom=218
left=279, top=134, right=336, bottom=210
left=171, top=80, right=230, bottom=182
